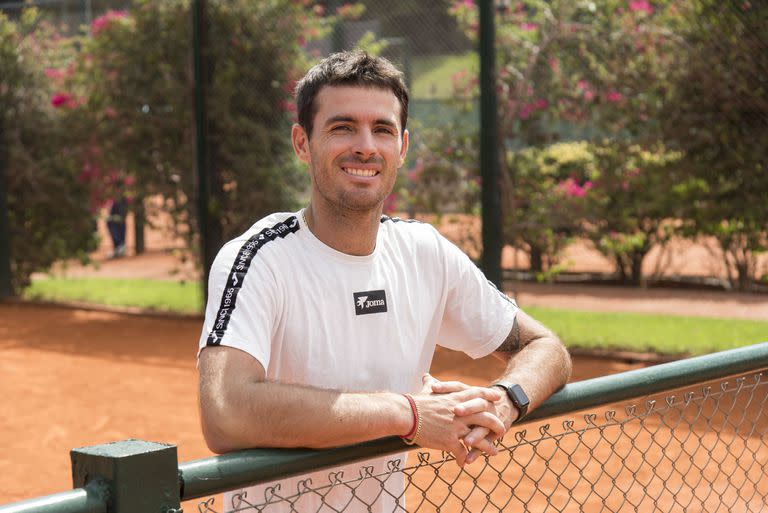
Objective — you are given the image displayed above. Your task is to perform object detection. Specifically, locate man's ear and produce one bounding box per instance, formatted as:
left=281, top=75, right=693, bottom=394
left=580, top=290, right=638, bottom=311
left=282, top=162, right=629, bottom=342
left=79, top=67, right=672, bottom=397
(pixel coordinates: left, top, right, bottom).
left=399, top=129, right=410, bottom=167
left=292, top=124, right=311, bottom=164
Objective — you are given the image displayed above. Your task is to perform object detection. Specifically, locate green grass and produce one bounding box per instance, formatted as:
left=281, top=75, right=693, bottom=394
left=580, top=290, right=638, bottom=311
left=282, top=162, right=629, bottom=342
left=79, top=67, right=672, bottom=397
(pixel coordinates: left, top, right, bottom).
left=24, top=277, right=203, bottom=314
left=22, top=278, right=768, bottom=355
left=525, top=306, right=768, bottom=356
left=411, top=52, right=478, bottom=99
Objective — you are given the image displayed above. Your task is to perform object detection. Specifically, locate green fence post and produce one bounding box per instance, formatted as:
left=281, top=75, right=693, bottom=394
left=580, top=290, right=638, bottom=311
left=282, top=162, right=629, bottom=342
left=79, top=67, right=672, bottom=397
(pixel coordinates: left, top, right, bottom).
left=71, top=440, right=180, bottom=513
left=479, top=0, right=502, bottom=287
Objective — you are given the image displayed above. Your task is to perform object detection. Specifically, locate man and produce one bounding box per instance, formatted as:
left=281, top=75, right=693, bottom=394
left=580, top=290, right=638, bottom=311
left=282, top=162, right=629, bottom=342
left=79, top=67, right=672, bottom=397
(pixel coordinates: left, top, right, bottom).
left=197, top=50, right=571, bottom=511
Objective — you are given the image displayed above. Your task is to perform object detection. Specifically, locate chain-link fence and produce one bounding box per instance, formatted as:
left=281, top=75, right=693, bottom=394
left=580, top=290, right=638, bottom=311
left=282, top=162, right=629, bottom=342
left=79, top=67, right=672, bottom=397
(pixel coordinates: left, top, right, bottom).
left=0, top=344, right=766, bottom=513
left=191, top=370, right=768, bottom=513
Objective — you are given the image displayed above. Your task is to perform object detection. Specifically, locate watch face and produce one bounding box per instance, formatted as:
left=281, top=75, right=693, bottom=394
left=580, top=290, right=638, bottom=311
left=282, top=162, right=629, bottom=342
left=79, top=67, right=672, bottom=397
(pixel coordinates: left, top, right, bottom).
left=509, top=385, right=530, bottom=407
left=495, top=382, right=529, bottom=420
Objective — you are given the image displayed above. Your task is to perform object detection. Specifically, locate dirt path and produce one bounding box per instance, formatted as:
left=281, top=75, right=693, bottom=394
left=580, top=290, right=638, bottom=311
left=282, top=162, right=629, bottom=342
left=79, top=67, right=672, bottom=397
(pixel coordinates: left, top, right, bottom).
left=0, top=302, right=649, bottom=503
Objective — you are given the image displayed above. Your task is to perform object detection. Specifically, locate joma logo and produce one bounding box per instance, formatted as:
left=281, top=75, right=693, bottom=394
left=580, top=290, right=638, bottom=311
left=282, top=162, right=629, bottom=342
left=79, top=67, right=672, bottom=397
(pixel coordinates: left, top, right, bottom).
left=353, top=290, right=388, bottom=315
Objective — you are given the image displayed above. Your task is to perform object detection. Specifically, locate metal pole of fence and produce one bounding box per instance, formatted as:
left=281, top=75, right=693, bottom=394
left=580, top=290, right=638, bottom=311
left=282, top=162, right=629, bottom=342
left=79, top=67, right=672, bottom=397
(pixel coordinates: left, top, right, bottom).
left=178, top=342, right=768, bottom=500
left=179, top=437, right=409, bottom=500
left=528, top=341, right=768, bottom=421
left=0, top=486, right=107, bottom=513
left=0, top=116, right=12, bottom=298
left=71, top=440, right=181, bottom=513
left=479, top=0, right=502, bottom=287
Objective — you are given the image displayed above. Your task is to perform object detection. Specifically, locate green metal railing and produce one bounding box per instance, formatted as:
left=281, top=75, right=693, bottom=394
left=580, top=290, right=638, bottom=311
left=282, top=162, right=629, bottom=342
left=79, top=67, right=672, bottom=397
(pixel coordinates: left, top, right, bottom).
left=2, top=342, right=768, bottom=513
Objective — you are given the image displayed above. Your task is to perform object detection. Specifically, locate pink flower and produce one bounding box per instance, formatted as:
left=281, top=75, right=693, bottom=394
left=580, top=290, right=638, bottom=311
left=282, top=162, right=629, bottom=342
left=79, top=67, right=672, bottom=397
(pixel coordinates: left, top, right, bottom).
left=408, top=159, right=424, bottom=182
left=518, top=104, right=534, bottom=120
left=383, top=192, right=398, bottom=214
left=91, top=10, right=128, bottom=35
left=629, top=1, right=653, bottom=14
left=521, top=22, right=538, bottom=31
left=279, top=99, right=296, bottom=113
left=51, top=92, right=74, bottom=108
left=45, top=68, right=66, bottom=80
left=534, top=99, right=548, bottom=110
left=584, top=90, right=595, bottom=101
left=79, top=162, right=96, bottom=181
left=577, top=80, right=589, bottom=91
left=557, top=178, right=591, bottom=198
left=606, top=91, right=624, bottom=103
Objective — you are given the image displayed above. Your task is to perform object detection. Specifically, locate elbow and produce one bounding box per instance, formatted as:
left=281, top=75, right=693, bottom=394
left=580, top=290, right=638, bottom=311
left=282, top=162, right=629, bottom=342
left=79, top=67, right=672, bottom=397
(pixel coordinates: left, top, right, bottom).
left=199, top=389, right=261, bottom=453
left=200, top=410, right=243, bottom=454
left=537, top=334, right=571, bottom=387
left=554, top=336, right=572, bottom=386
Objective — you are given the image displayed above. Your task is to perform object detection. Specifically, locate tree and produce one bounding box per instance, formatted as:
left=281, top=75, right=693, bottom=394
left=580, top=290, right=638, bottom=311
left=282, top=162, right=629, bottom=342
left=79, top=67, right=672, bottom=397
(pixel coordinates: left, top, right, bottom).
left=0, top=10, right=97, bottom=293
left=449, top=0, right=694, bottom=283
left=63, top=0, right=327, bottom=265
left=662, top=0, right=768, bottom=290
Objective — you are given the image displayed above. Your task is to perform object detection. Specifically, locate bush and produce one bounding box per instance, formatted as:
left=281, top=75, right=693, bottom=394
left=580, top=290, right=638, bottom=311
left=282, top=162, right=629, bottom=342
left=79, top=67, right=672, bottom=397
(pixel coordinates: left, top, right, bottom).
left=0, top=11, right=97, bottom=293
left=60, top=0, right=328, bottom=257
left=505, top=142, right=597, bottom=275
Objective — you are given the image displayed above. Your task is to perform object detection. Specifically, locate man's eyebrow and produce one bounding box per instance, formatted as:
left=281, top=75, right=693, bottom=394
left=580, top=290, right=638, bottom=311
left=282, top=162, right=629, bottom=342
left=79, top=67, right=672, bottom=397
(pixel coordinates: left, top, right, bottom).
left=324, top=115, right=355, bottom=126
left=324, top=115, right=398, bottom=129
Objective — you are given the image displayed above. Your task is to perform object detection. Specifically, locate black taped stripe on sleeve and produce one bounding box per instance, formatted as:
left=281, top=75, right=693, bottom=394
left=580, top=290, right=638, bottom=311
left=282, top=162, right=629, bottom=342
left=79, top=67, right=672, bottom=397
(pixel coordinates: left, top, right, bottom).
left=206, top=216, right=300, bottom=346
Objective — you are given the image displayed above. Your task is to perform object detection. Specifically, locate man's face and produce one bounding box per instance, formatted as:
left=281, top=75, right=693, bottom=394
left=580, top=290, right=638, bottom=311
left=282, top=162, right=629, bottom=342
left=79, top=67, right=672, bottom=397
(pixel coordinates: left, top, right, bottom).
left=292, top=85, right=409, bottom=215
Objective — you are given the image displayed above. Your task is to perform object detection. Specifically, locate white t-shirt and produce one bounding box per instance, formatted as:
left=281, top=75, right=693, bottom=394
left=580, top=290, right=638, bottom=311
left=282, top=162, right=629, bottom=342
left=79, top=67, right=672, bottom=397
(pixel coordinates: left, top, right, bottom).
left=198, top=210, right=519, bottom=512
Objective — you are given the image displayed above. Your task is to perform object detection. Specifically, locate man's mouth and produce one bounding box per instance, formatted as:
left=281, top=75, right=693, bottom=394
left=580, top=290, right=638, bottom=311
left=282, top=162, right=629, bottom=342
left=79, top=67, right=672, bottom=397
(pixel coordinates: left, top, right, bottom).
left=343, top=167, right=379, bottom=178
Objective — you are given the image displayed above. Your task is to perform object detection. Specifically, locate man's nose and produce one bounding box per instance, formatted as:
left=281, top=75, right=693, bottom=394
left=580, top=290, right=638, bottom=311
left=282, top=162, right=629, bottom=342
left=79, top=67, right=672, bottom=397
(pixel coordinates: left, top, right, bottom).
left=353, top=129, right=378, bottom=160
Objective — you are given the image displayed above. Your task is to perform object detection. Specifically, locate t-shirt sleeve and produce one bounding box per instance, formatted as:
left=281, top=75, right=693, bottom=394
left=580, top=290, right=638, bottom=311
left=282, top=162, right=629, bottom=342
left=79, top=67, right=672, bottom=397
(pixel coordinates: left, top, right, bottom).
left=197, top=239, right=278, bottom=370
left=436, top=234, right=518, bottom=359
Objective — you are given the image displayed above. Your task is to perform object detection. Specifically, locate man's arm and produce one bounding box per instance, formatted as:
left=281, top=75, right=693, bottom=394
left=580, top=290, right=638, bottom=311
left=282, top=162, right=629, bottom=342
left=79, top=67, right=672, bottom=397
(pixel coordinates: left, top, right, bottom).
left=488, top=309, right=571, bottom=426
left=432, top=309, right=571, bottom=463
left=198, top=345, right=507, bottom=466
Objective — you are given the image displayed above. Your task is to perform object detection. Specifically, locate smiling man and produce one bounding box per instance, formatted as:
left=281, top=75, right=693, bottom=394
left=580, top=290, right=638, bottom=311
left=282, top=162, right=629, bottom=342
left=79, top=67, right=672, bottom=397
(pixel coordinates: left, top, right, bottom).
left=197, top=50, right=571, bottom=512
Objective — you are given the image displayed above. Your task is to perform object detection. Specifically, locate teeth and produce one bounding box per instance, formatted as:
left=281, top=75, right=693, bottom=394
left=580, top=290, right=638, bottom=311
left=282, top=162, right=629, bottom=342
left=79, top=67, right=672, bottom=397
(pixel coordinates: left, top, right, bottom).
left=344, top=168, right=377, bottom=177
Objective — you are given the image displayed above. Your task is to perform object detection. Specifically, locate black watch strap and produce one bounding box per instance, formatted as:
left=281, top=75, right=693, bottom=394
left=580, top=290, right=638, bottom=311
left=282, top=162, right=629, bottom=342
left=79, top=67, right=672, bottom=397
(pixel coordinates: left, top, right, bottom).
left=493, top=381, right=530, bottom=421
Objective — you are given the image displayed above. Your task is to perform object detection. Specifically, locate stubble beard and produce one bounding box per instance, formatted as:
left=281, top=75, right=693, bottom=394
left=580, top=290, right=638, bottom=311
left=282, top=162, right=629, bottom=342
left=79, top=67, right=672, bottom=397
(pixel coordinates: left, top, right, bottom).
left=311, top=162, right=395, bottom=216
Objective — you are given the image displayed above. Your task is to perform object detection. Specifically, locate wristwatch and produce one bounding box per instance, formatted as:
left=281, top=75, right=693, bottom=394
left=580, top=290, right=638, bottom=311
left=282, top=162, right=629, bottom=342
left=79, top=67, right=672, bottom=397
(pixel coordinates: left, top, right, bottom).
left=492, top=382, right=530, bottom=422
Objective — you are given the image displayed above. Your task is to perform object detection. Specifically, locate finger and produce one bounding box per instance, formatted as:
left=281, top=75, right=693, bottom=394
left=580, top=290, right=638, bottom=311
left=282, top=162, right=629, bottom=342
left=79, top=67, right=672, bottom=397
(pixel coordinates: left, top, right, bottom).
left=451, top=440, right=469, bottom=468
left=456, top=386, right=503, bottom=403
left=466, top=448, right=483, bottom=465
left=420, top=373, right=439, bottom=394
left=431, top=380, right=471, bottom=393
left=468, top=436, right=498, bottom=457
left=462, top=426, right=489, bottom=448
left=459, top=412, right=506, bottom=438
left=466, top=433, right=499, bottom=464
left=454, top=397, right=494, bottom=417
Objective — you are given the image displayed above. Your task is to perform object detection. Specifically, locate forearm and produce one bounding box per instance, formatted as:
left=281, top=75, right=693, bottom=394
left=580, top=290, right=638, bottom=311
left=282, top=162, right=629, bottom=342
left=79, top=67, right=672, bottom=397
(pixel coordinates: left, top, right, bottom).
left=493, top=335, right=571, bottom=412
left=490, top=309, right=571, bottom=424
left=201, top=380, right=412, bottom=453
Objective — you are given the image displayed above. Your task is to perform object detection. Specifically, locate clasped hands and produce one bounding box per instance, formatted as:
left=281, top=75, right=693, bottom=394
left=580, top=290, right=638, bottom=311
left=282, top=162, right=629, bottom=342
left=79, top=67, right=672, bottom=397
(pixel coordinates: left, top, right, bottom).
left=411, top=373, right=517, bottom=467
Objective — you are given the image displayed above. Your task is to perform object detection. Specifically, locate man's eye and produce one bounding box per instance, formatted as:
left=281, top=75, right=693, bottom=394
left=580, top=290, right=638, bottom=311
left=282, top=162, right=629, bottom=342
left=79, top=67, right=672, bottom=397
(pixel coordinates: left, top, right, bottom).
left=332, top=125, right=352, bottom=132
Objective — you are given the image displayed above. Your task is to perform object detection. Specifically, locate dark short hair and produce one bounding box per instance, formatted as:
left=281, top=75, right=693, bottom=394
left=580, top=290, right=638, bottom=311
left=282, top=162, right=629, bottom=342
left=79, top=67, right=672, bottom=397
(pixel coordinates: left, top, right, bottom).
left=295, top=50, right=409, bottom=138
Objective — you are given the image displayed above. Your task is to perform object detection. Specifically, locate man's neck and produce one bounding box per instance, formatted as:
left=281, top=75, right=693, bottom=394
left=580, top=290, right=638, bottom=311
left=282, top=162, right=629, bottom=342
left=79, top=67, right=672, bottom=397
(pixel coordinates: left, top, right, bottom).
left=304, top=203, right=381, bottom=256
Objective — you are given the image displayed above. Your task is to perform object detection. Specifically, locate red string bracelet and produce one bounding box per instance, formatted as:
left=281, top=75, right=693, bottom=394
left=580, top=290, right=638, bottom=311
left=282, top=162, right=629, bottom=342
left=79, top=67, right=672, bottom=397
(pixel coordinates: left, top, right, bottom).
left=401, top=393, right=418, bottom=440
